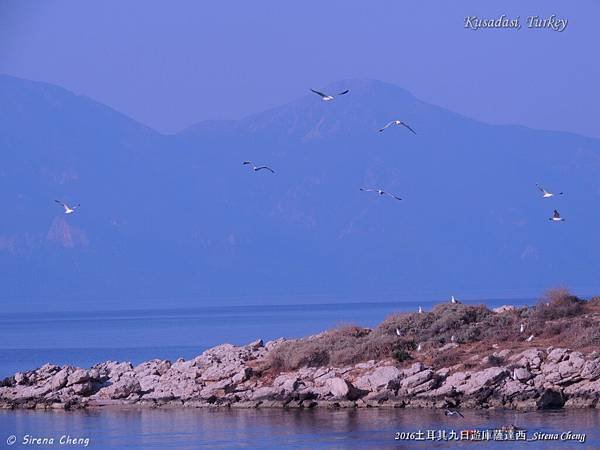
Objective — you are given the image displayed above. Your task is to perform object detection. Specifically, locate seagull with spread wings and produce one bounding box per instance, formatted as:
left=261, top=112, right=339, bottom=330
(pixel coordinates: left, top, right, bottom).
left=379, top=120, right=416, bottom=134
left=310, top=88, right=350, bottom=101
left=444, top=408, right=464, bottom=418
left=549, top=210, right=565, bottom=222
left=360, top=188, right=402, bottom=201
left=243, top=161, right=275, bottom=173
left=54, top=200, right=80, bottom=215
left=537, top=184, right=563, bottom=199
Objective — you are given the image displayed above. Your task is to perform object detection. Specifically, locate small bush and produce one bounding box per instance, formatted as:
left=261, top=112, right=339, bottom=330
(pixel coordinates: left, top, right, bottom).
left=532, top=288, right=584, bottom=322
left=431, top=351, right=461, bottom=369
left=487, top=355, right=505, bottom=366
left=393, top=349, right=412, bottom=362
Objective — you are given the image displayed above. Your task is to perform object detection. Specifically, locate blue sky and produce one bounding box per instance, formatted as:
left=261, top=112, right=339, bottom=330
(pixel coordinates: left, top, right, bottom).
left=1, top=0, right=599, bottom=136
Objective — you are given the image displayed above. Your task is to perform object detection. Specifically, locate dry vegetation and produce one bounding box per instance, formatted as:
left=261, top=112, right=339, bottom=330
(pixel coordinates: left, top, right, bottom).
left=268, top=288, right=600, bottom=372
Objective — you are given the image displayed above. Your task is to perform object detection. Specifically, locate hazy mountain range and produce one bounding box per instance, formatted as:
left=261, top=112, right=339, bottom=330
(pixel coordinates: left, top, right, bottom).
left=1, top=75, right=599, bottom=311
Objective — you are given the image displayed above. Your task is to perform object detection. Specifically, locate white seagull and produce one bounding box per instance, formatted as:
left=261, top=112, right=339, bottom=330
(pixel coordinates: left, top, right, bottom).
left=450, top=335, right=457, bottom=343
left=243, top=161, right=275, bottom=173
left=444, top=408, right=464, bottom=418
left=360, top=188, right=402, bottom=201
left=526, top=334, right=535, bottom=342
left=310, top=88, right=349, bottom=101
left=537, top=184, right=563, bottom=199
left=379, top=120, right=416, bottom=134
left=451, top=295, right=459, bottom=304
left=54, top=200, right=80, bottom=215
left=395, top=328, right=401, bottom=336
left=519, top=324, right=525, bottom=334
left=549, top=210, right=565, bottom=222
left=417, top=343, right=422, bottom=352
left=418, top=306, right=423, bottom=314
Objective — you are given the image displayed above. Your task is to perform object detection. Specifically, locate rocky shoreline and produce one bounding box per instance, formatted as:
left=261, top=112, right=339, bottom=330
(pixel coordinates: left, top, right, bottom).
left=2, top=339, right=600, bottom=411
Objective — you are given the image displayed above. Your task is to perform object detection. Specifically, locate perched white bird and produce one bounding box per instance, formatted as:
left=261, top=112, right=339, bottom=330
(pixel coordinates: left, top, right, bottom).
left=243, top=161, right=275, bottom=173
left=418, top=306, right=423, bottom=314
left=310, top=88, right=349, bottom=101
left=519, top=324, right=525, bottom=333
left=417, top=343, right=422, bottom=352
left=379, top=120, right=416, bottom=134
left=451, top=295, right=459, bottom=304
left=450, top=335, right=456, bottom=343
left=360, top=188, right=402, bottom=201
left=54, top=200, right=80, bottom=215
left=395, top=328, right=401, bottom=336
left=526, top=334, right=535, bottom=342
left=537, top=184, right=563, bottom=199
left=444, top=408, right=464, bottom=418
left=549, top=210, right=565, bottom=222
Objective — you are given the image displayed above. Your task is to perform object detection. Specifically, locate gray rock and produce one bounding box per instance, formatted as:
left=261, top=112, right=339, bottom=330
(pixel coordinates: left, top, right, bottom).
left=511, top=349, right=544, bottom=370
left=50, top=368, right=71, bottom=391
left=231, top=368, right=253, bottom=384
left=581, top=358, right=600, bottom=380
left=67, top=369, right=89, bottom=386
left=14, top=372, right=27, bottom=385
left=325, top=377, right=349, bottom=398
left=513, top=368, right=532, bottom=381
left=400, top=369, right=433, bottom=390
left=72, top=381, right=94, bottom=396
left=363, top=366, right=402, bottom=391
left=404, top=363, right=424, bottom=377
left=547, top=348, right=569, bottom=364
left=251, top=386, right=278, bottom=401
left=95, top=377, right=141, bottom=399
left=247, top=339, right=263, bottom=350
left=461, top=367, right=508, bottom=395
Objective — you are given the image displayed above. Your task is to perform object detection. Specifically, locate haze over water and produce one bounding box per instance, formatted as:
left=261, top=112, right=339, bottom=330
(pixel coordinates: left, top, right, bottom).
left=1, top=298, right=529, bottom=379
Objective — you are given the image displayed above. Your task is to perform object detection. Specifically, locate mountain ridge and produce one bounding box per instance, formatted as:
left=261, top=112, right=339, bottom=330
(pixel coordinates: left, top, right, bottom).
left=1, top=74, right=599, bottom=311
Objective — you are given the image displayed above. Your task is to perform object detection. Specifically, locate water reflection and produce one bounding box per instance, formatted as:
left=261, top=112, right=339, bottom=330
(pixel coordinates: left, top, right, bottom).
left=2, top=408, right=599, bottom=449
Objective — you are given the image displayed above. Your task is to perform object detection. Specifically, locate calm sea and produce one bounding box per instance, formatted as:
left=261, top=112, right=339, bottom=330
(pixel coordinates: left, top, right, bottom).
left=0, top=299, right=529, bottom=378
left=3, top=298, right=600, bottom=449
left=1, top=408, right=599, bottom=449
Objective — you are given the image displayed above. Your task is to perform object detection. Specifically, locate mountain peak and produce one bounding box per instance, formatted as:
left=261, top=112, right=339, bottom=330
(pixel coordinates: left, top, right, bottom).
left=182, top=78, right=427, bottom=140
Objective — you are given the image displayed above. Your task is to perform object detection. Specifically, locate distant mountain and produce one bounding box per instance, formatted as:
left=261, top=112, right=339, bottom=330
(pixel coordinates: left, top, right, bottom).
left=2, top=75, right=600, bottom=311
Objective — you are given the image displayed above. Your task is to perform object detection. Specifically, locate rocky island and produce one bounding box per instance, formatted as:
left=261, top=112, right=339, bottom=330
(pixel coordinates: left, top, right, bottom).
left=2, top=290, right=600, bottom=411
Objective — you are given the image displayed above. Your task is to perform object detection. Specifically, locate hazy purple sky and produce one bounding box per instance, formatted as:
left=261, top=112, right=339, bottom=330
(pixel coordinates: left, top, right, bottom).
left=1, top=0, right=599, bottom=136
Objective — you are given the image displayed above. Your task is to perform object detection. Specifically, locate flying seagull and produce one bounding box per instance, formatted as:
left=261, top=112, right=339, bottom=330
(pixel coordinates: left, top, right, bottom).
left=243, top=161, right=275, bottom=173
left=526, top=334, right=535, bottom=342
left=519, top=324, right=525, bottom=334
left=54, top=200, right=80, bottom=215
left=379, top=120, right=416, bottom=134
left=549, top=210, right=565, bottom=222
left=444, top=408, right=464, bottom=418
left=360, top=188, right=402, bottom=201
left=310, top=88, right=349, bottom=101
left=537, top=184, right=563, bottom=199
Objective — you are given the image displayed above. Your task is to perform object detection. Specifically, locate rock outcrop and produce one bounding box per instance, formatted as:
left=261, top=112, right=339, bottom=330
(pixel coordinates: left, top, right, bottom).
left=2, top=342, right=600, bottom=411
